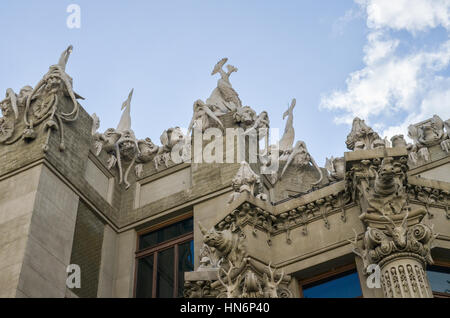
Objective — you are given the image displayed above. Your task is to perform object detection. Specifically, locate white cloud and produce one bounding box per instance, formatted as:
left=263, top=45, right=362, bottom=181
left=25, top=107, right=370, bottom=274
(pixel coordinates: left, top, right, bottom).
left=363, top=0, right=450, bottom=32
left=332, top=7, right=364, bottom=36
left=321, top=0, right=450, bottom=139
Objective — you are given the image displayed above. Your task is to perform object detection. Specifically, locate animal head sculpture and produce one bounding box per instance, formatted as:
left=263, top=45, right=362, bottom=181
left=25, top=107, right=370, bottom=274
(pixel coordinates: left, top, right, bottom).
left=263, top=262, right=284, bottom=298
left=217, top=258, right=242, bottom=298
left=198, top=222, right=234, bottom=256
left=374, top=157, right=400, bottom=196
left=137, top=138, right=159, bottom=162
left=234, top=106, right=256, bottom=128
left=383, top=212, right=409, bottom=249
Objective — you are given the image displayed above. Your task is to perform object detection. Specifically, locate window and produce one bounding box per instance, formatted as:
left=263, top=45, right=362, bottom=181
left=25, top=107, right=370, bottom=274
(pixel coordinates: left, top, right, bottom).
left=427, top=261, right=450, bottom=298
left=299, top=264, right=362, bottom=298
left=134, top=214, right=194, bottom=298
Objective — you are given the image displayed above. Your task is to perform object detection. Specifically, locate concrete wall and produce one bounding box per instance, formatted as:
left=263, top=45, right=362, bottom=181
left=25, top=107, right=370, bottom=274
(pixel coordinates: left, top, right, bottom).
left=97, top=225, right=117, bottom=298
left=0, top=164, right=80, bottom=298
left=112, top=229, right=137, bottom=298
left=271, top=206, right=364, bottom=273
left=0, top=165, right=42, bottom=297
left=138, top=167, right=191, bottom=207
left=415, top=162, right=450, bottom=183
left=18, top=165, right=79, bottom=298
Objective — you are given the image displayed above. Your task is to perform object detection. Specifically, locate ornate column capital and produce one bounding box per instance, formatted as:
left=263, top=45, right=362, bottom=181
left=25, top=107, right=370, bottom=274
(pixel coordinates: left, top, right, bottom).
left=346, top=150, right=438, bottom=297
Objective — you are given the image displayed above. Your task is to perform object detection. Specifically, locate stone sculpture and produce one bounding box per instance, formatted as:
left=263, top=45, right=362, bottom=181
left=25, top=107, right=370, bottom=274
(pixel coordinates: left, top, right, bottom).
left=262, top=263, right=284, bottom=298
left=279, top=99, right=296, bottom=161
left=407, top=115, right=450, bottom=166
left=325, top=156, right=345, bottom=181
left=279, top=140, right=323, bottom=185
left=188, top=99, right=224, bottom=134
left=443, top=118, right=450, bottom=153
left=243, top=110, right=270, bottom=152
left=135, top=138, right=160, bottom=177
left=228, top=161, right=267, bottom=204
left=91, top=113, right=100, bottom=135
left=234, top=106, right=257, bottom=131
left=0, top=89, right=18, bottom=143
left=217, top=259, right=243, bottom=298
left=154, top=127, right=190, bottom=170
left=241, top=270, right=264, bottom=298
left=193, top=220, right=293, bottom=298
left=346, top=145, right=439, bottom=297
left=346, top=117, right=382, bottom=151
left=198, top=222, right=247, bottom=269
left=94, top=90, right=143, bottom=188
left=206, top=58, right=242, bottom=113
left=0, top=46, right=83, bottom=151
left=94, top=91, right=191, bottom=187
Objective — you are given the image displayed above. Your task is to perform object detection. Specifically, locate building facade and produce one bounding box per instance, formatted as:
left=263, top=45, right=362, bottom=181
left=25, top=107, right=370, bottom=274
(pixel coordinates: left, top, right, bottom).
left=0, top=47, right=449, bottom=298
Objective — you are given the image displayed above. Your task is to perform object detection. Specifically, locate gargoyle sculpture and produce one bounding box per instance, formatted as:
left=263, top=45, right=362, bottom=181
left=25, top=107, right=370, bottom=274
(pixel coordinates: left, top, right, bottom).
left=23, top=45, right=84, bottom=151
left=354, top=155, right=408, bottom=216
left=188, top=99, right=224, bottom=134
left=198, top=222, right=246, bottom=269
left=0, top=46, right=83, bottom=150
left=228, top=161, right=267, bottom=204
left=135, top=138, right=160, bottom=178
left=154, top=127, right=190, bottom=170
left=94, top=90, right=142, bottom=188
left=234, top=106, right=257, bottom=131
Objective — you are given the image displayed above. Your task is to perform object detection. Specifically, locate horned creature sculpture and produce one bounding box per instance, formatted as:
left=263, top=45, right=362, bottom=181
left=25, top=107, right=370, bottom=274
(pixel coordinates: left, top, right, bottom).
left=263, top=262, right=285, bottom=298
left=217, top=259, right=242, bottom=298
left=382, top=212, right=409, bottom=249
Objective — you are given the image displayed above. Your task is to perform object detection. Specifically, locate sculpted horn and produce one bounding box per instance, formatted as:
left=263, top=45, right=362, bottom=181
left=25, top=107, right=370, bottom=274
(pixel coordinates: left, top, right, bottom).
left=310, top=155, right=323, bottom=186
left=401, top=212, right=409, bottom=229
left=198, top=222, right=208, bottom=236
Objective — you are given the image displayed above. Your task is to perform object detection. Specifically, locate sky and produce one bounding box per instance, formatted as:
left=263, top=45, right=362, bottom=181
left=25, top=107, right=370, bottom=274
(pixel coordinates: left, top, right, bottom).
left=0, top=0, right=449, bottom=166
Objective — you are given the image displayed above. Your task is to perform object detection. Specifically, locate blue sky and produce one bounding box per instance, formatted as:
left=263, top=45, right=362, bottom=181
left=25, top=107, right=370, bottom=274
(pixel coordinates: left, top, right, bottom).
left=1, top=0, right=449, bottom=165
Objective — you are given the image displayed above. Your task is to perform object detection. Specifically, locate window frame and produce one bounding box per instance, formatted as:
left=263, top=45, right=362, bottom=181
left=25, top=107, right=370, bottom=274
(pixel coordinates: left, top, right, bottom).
left=298, top=263, right=363, bottom=298
left=428, top=259, right=450, bottom=298
left=134, top=212, right=194, bottom=298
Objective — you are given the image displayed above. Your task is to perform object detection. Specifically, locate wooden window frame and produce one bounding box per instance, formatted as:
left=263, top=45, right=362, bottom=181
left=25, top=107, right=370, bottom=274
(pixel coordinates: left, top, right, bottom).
left=134, top=213, right=194, bottom=298
left=298, top=263, right=362, bottom=298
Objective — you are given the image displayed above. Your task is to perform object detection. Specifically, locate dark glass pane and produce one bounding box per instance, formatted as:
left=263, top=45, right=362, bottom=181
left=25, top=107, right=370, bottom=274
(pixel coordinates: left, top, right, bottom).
left=135, top=255, right=154, bottom=298
left=427, top=266, right=450, bottom=294
left=178, top=240, right=194, bottom=297
left=303, top=270, right=362, bottom=298
left=156, top=248, right=175, bottom=298
left=139, top=218, right=193, bottom=250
